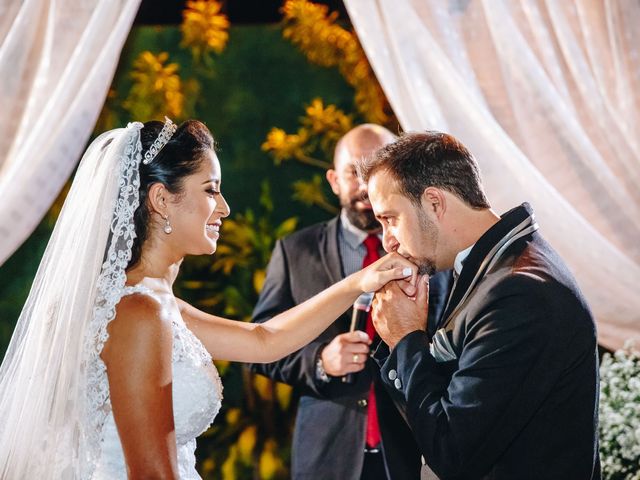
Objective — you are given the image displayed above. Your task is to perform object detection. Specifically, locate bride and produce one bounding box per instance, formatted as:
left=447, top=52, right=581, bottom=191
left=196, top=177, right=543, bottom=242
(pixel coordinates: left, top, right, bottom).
left=0, top=118, right=417, bottom=479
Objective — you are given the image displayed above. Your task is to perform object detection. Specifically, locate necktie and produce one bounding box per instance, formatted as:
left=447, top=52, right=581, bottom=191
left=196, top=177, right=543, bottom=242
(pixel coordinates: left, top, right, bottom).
left=362, top=234, right=382, bottom=448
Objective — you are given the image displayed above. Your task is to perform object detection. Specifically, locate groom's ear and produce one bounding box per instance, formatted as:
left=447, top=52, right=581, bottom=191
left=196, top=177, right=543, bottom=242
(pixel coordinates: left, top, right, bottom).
left=422, top=187, right=446, bottom=220
left=147, top=182, right=170, bottom=216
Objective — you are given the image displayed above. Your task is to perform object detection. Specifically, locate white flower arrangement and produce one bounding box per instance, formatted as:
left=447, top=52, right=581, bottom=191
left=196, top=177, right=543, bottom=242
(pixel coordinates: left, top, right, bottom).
left=600, top=343, right=640, bottom=480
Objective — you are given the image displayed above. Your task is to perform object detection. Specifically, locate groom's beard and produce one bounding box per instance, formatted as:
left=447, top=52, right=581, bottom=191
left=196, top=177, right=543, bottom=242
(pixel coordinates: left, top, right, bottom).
left=415, top=208, right=438, bottom=277
left=417, top=261, right=436, bottom=277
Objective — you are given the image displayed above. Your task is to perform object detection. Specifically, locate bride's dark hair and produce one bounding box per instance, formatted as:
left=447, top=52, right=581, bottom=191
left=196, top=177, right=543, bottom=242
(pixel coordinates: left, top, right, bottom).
left=128, top=119, right=215, bottom=269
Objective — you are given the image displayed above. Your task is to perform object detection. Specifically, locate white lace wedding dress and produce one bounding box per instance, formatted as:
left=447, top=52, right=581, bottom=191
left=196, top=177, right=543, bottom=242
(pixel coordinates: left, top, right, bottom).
left=91, top=285, right=223, bottom=479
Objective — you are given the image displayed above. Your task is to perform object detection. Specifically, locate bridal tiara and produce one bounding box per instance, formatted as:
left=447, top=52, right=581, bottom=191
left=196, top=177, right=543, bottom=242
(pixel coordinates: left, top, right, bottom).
left=142, top=116, right=178, bottom=165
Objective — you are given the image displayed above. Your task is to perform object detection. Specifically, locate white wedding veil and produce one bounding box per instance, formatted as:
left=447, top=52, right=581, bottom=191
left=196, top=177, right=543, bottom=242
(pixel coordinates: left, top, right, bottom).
left=0, top=122, right=145, bottom=478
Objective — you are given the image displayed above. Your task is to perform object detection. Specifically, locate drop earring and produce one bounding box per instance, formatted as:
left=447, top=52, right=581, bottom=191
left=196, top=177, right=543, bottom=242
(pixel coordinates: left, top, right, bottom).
left=163, top=215, right=172, bottom=234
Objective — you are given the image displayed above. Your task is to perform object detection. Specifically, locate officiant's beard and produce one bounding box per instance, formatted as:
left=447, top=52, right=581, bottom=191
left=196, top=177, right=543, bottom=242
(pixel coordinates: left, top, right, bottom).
left=343, top=196, right=380, bottom=232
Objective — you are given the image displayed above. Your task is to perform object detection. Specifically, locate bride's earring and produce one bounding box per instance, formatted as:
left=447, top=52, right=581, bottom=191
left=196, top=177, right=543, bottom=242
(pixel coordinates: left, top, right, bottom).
left=163, top=215, right=172, bottom=234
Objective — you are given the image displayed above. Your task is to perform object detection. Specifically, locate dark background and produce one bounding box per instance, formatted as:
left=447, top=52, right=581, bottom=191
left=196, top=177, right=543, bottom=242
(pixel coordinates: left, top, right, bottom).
left=135, top=0, right=349, bottom=24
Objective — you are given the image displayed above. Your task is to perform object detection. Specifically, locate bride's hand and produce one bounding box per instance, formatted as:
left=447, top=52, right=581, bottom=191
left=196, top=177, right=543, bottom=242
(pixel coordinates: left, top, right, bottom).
left=356, top=252, right=418, bottom=295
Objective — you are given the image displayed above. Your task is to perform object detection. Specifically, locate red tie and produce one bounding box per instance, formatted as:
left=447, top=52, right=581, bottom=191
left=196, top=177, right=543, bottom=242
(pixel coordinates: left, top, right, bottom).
left=362, top=234, right=382, bottom=448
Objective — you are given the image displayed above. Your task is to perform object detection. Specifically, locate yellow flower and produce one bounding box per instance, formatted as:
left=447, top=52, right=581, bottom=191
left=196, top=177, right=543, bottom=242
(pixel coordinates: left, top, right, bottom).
left=274, top=217, right=299, bottom=241
left=211, top=217, right=259, bottom=275
left=281, top=0, right=342, bottom=67
left=214, top=359, right=230, bottom=375
left=292, top=175, right=325, bottom=206
left=201, top=458, right=215, bottom=476
left=253, top=269, right=266, bottom=294
left=292, top=176, right=339, bottom=214
left=226, top=408, right=242, bottom=425
left=353, top=79, right=389, bottom=125
left=280, top=0, right=391, bottom=125
left=275, top=382, right=293, bottom=411
left=262, top=100, right=351, bottom=170
left=261, top=127, right=309, bottom=165
left=181, top=0, right=230, bottom=58
left=259, top=440, right=283, bottom=480
left=302, top=98, right=352, bottom=152
left=124, top=51, right=184, bottom=120
left=253, top=373, right=273, bottom=401
left=221, top=445, right=238, bottom=480
left=237, top=425, right=257, bottom=464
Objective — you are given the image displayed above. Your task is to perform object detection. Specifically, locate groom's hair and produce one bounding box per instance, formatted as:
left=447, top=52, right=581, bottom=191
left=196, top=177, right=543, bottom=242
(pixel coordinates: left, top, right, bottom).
left=357, top=131, right=490, bottom=209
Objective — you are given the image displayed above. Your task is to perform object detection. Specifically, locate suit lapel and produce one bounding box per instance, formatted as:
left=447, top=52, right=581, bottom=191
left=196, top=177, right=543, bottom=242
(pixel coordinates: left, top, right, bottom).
left=441, top=203, right=535, bottom=323
left=320, top=216, right=345, bottom=283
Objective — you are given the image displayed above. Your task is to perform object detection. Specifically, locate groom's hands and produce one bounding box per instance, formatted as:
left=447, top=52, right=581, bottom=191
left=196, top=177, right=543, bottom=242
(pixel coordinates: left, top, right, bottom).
left=372, top=275, right=430, bottom=350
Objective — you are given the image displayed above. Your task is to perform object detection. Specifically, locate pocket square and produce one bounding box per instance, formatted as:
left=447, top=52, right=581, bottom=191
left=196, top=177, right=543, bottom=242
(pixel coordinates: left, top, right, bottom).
left=430, top=328, right=457, bottom=362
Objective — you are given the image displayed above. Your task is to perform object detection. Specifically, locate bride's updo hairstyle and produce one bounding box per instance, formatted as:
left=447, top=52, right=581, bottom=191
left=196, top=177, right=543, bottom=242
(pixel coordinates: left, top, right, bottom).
left=128, top=119, right=215, bottom=268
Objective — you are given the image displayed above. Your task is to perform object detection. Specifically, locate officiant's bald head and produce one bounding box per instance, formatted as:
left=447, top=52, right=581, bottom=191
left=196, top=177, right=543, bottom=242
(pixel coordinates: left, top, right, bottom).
left=327, top=124, right=396, bottom=232
left=333, top=124, right=396, bottom=167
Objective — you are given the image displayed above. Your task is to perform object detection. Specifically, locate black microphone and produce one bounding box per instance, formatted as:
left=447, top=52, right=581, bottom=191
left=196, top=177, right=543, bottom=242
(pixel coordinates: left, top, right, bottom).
left=342, top=292, right=374, bottom=384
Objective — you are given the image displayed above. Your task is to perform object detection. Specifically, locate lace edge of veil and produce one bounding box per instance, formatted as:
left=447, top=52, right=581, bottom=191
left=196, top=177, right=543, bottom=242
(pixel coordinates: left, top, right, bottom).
left=80, top=123, right=143, bottom=478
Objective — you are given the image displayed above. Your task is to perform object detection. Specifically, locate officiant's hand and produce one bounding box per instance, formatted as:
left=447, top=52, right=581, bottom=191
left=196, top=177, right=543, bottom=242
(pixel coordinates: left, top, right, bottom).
left=320, top=331, right=371, bottom=376
left=372, top=275, right=429, bottom=349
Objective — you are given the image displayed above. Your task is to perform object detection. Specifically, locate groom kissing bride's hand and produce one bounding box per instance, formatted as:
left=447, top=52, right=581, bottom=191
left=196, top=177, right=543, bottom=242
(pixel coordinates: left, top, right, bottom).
left=373, top=274, right=430, bottom=350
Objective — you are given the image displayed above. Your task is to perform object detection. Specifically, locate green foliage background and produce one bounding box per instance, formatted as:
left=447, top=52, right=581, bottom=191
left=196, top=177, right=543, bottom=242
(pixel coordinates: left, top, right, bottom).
left=0, top=23, right=357, bottom=479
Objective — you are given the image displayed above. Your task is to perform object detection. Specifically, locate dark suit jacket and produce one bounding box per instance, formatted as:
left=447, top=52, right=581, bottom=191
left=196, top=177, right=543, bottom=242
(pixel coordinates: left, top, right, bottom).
left=376, top=203, right=601, bottom=480
left=250, top=216, right=452, bottom=480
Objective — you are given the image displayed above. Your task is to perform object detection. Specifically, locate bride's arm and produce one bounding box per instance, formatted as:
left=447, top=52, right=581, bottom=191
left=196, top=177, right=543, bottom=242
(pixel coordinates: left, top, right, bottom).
left=179, top=252, right=416, bottom=363
left=102, top=294, right=179, bottom=480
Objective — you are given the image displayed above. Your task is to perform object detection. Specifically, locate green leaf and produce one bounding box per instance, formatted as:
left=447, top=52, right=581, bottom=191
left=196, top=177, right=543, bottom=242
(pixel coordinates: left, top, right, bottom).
left=259, top=181, right=274, bottom=213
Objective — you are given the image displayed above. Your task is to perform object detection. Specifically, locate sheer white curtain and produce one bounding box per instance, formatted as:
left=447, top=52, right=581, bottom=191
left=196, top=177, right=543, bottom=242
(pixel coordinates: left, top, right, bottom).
left=344, top=0, right=640, bottom=350
left=0, top=0, right=141, bottom=265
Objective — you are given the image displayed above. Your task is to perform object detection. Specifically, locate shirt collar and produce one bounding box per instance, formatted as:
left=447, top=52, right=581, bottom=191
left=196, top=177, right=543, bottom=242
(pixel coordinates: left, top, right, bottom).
left=339, top=209, right=381, bottom=249
left=453, top=244, right=474, bottom=277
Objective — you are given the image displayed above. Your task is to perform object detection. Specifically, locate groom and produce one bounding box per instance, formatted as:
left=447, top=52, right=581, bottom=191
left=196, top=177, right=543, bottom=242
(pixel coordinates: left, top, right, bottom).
left=363, top=131, right=601, bottom=480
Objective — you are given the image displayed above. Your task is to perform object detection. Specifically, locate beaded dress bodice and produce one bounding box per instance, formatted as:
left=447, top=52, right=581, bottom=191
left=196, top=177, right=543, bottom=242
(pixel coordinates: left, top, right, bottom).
left=91, top=285, right=223, bottom=479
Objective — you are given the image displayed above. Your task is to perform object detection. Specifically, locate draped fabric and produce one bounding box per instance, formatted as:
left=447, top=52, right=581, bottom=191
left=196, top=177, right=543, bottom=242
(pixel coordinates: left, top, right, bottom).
left=0, top=0, right=141, bottom=266
left=344, top=0, right=640, bottom=350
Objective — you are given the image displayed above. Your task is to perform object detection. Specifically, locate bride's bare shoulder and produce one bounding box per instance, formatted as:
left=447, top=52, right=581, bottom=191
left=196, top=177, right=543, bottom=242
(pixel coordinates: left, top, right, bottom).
left=102, top=292, right=172, bottom=364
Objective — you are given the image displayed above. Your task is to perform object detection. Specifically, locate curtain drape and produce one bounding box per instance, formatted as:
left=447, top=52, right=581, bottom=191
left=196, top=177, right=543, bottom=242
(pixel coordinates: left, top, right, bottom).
left=344, top=0, right=640, bottom=350
left=0, top=0, right=141, bottom=265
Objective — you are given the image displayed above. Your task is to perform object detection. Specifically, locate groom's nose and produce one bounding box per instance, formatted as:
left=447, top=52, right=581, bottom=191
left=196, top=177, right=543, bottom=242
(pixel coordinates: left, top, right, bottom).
left=382, top=229, right=399, bottom=253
